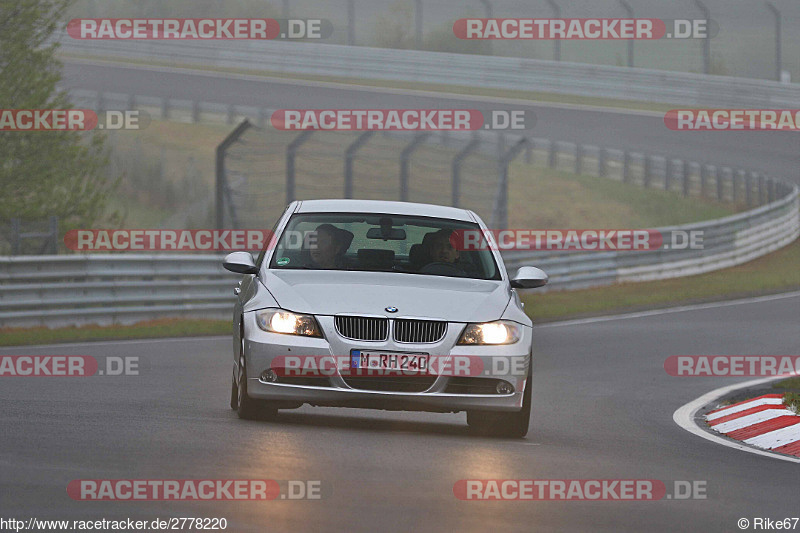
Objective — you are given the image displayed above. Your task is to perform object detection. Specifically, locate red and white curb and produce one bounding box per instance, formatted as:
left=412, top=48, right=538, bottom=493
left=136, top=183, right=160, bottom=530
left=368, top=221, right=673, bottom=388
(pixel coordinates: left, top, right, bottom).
left=705, top=394, right=800, bottom=458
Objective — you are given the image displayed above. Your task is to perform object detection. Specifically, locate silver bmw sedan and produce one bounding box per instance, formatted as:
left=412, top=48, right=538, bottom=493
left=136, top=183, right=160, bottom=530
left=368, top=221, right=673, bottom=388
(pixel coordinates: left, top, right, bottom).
left=224, top=199, right=547, bottom=437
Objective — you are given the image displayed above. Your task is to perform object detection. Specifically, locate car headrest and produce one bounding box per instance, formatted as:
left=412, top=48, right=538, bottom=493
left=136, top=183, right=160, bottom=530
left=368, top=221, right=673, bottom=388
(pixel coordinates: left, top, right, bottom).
left=409, top=244, right=425, bottom=269
left=337, top=229, right=354, bottom=251
left=357, top=249, right=395, bottom=269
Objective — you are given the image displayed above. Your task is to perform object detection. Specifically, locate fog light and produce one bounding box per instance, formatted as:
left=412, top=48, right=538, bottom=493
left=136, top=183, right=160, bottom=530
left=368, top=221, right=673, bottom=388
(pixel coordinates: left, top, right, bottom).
left=260, top=369, right=278, bottom=383
left=496, top=381, right=514, bottom=395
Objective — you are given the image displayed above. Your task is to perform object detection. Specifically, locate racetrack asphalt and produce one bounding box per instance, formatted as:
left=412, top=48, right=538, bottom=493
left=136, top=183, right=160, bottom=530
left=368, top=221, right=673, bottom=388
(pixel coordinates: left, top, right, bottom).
left=1, top=293, right=798, bottom=532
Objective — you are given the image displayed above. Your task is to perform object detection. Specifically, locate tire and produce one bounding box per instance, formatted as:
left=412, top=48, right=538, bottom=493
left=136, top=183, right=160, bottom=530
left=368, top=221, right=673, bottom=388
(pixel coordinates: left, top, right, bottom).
left=467, top=364, right=532, bottom=438
left=236, top=352, right=277, bottom=421
left=230, top=367, right=238, bottom=410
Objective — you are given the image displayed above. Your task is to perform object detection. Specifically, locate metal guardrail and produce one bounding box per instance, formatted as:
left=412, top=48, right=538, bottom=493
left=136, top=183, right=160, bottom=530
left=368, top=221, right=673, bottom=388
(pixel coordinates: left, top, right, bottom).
left=0, top=255, right=231, bottom=328
left=503, top=186, right=800, bottom=288
left=58, top=37, right=800, bottom=107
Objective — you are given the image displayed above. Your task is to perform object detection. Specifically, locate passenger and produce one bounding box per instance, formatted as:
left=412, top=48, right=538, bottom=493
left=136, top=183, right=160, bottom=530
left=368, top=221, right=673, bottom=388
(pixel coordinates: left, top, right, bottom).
left=308, top=224, right=348, bottom=269
left=426, top=229, right=460, bottom=264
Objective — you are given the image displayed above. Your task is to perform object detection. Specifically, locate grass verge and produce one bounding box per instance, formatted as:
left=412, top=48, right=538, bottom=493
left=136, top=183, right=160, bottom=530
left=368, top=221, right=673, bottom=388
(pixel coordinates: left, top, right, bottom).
left=0, top=319, right=229, bottom=347
left=783, top=393, right=800, bottom=413
left=773, top=377, right=800, bottom=391
left=774, top=377, right=800, bottom=413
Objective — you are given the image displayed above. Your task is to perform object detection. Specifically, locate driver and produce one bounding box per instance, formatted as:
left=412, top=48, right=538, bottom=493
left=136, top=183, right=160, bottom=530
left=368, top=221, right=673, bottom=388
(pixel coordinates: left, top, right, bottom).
left=427, top=229, right=460, bottom=263
left=420, top=229, right=470, bottom=277
left=307, top=224, right=348, bottom=269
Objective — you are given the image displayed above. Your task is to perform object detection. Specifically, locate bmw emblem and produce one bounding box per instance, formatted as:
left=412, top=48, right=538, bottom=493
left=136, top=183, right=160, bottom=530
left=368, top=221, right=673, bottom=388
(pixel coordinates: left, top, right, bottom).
left=385, top=306, right=398, bottom=313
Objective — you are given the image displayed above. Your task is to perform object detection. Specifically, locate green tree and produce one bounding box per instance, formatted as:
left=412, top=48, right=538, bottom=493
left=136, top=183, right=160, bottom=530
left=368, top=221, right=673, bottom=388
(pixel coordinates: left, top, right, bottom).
left=0, top=0, right=118, bottom=232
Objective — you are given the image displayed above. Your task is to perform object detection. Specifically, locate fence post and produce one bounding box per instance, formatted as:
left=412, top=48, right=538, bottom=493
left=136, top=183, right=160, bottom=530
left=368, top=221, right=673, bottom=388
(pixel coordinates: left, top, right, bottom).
left=414, top=0, right=423, bottom=49
left=344, top=131, right=374, bottom=199
left=494, top=137, right=528, bottom=230
left=48, top=216, right=58, bottom=254
left=619, top=0, right=634, bottom=66
left=598, top=148, right=607, bottom=177
left=733, top=170, right=744, bottom=205
left=575, top=144, right=583, bottom=175
left=10, top=218, right=20, bottom=255
left=622, top=151, right=631, bottom=183
left=665, top=158, right=673, bottom=191
left=719, top=167, right=731, bottom=201
left=746, top=172, right=755, bottom=207
left=452, top=135, right=480, bottom=207
left=548, top=140, right=558, bottom=168
left=215, top=119, right=252, bottom=229
left=682, top=161, right=690, bottom=197
left=399, top=133, right=430, bottom=202
left=694, top=0, right=711, bottom=74
left=711, top=166, right=721, bottom=200
left=546, top=0, right=561, bottom=61
left=286, top=130, right=315, bottom=205
left=700, top=164, right=708, bottom=198
left=347, top=0, right=356, bottom=45
left=258, top=107, right=268, bottom=128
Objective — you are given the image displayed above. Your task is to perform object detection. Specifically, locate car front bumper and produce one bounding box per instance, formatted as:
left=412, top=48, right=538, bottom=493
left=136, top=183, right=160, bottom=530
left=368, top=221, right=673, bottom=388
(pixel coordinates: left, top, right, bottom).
left=240, top=312, right=532, bottom=413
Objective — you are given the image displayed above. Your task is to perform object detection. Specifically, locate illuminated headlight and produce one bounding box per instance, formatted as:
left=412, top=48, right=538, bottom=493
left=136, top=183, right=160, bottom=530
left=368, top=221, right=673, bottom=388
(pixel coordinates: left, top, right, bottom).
left=256, top=309, right=322, bottom=337
left=457, top=321, right=521, bottom=345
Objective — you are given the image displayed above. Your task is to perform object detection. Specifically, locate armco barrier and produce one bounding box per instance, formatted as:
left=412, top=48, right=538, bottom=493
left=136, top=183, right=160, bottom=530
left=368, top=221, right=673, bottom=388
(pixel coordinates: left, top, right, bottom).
left=57, top=36, right=800, bottom=108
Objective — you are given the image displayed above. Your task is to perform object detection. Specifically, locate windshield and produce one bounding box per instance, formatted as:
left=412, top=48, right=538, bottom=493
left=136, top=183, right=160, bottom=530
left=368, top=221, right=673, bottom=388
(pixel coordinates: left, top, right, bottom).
left=268, top=213, right=500, bottom=280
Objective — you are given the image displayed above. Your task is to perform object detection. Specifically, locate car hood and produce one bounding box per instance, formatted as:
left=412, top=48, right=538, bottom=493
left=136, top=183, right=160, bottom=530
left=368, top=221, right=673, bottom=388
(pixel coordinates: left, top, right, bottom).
left=261, top=270, right=510, bottom=322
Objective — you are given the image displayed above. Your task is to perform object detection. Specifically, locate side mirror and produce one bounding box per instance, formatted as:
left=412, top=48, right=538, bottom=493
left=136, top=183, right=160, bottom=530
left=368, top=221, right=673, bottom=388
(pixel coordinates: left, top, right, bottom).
left=510, top=266, right=548, bottom=289
left=223, top=252, right=258, bottom=275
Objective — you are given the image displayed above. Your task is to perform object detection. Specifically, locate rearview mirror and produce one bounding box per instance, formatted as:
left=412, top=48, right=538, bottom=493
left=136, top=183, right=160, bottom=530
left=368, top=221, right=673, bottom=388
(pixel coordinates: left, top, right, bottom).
left=366, top=227, right=406, bottom=240
left=510, top=266, right=548, bottom=289
left=223, top=252, right=258, bottom=275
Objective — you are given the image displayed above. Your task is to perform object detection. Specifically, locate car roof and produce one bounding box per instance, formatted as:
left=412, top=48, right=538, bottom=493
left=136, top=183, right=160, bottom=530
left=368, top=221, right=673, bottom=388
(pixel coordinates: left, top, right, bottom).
left=295, top=199, right=476, bottom=222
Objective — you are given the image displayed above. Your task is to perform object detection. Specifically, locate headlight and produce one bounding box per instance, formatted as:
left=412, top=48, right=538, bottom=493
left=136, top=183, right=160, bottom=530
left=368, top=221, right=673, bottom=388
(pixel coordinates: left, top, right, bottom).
left=256, top=309, right=322, bottom=337
left=457, top=320, right=521, bottom=345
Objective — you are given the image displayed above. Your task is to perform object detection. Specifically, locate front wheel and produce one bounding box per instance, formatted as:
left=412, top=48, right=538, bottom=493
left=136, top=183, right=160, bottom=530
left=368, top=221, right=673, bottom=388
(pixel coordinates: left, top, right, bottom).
left=236, top=353, right=277, bottom=420
left=467, top=367, right=532, bottom=438
left=230, top=367, right=238, bottom=410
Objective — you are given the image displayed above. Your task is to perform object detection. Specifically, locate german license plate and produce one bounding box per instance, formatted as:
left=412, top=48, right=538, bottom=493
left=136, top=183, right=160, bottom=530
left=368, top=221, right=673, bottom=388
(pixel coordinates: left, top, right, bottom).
left=350, top=350, right=429, bottom=372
